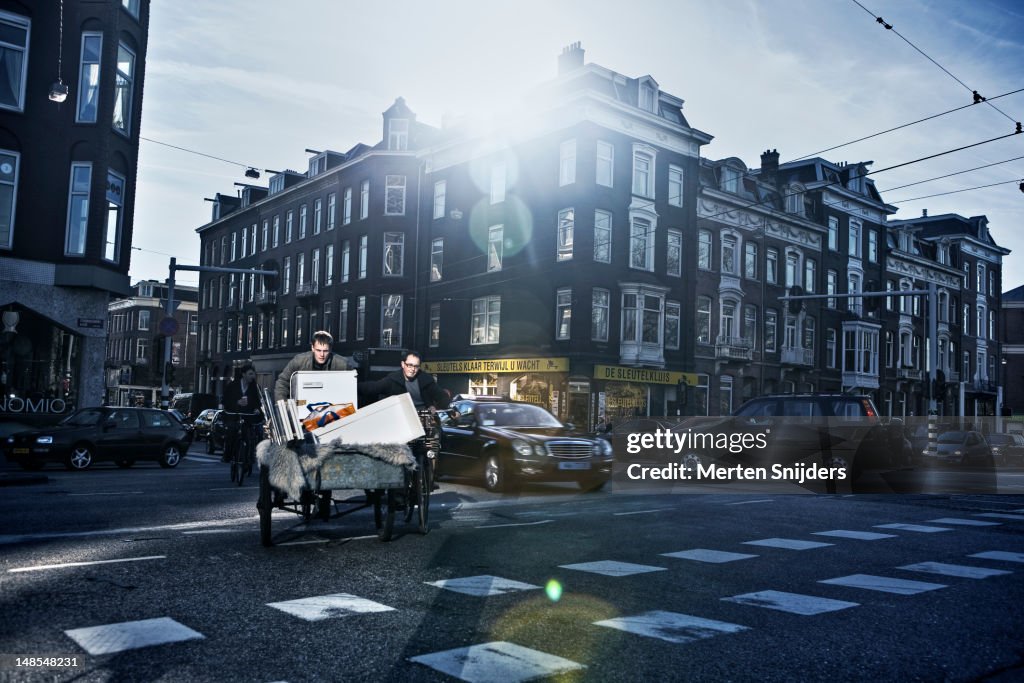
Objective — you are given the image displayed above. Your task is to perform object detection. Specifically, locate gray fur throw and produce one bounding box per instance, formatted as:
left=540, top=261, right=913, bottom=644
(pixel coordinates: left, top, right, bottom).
left=256, top=440, right=415, bottom=501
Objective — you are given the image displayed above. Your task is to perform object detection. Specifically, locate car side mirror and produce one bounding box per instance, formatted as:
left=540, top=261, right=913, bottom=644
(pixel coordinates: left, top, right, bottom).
left=564, top=422, right=575, bottom=431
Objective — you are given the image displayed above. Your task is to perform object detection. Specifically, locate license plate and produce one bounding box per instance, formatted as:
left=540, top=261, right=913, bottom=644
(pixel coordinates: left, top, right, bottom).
left=13, top=448, right=29, bottom=454
left=558, top=461, right=591, bottom=470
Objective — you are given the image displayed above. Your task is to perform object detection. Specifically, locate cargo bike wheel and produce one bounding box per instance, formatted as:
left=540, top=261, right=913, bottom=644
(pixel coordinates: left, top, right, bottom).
left=373, top=489, right=396, bottom=541
left=258, top=466, right=273, bottom=547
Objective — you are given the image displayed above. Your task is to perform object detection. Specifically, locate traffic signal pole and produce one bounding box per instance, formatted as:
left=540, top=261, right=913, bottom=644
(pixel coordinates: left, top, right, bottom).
left=160, top=257, right=278, bottom=409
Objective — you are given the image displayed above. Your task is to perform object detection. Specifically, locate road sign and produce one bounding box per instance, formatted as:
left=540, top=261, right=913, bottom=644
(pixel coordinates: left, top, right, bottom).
left=158, top=316, right=179, bottom=337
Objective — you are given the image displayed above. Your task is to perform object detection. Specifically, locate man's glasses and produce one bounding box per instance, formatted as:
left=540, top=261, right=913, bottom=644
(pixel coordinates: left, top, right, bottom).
left=403, top=362, right=420, bottom=369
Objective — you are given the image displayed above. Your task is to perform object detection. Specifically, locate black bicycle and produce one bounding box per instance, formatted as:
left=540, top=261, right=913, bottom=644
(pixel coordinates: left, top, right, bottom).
left=396, top=409, right=446, bottom=535
left=221, top=411, right=264, bottom=486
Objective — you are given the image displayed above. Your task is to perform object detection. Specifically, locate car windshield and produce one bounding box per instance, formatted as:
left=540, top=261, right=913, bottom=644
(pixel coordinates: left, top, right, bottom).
left=987, top=434, right=1010, bottom=445
left=60, top=408, right=104, bottom=427
left=938, top=431, right=966, bottom=443
left=477, top=403, right=562, bottom=428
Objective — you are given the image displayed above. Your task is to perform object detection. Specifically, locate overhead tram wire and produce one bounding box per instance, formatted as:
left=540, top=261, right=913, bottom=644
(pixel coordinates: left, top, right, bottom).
left=887, top=178, right=1024, bottom=204
left=139, top=136, right=266, bottom=178
left=881, top=155, right=1024, bottom=192
left=849, top=0, right=1019, bottom=125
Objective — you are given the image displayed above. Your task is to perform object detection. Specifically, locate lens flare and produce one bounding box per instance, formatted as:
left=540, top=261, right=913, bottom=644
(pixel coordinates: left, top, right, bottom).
left=545, top=579, right=563, bottom=602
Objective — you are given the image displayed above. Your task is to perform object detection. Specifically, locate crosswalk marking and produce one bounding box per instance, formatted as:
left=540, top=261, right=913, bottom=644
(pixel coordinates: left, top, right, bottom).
left=722, top=590, right=859, bottom=615
left=409, top=641, right=585, bottom=682
left=898, top=562, right=1013, bottom=579
left=266, top=593, right=395, bottom=621
left=558, top=560, right=667, bottom=577
left=425, top=575, right=540, bottom=597
left=812, top=530, right=896, bottom=541
left=661, top=549, right=758, bottom=563
left=874, top=523, right=952, bottom=533
left=594, top=610, right=749, bottom=644
left=818, top=574, right=946, bottom=595
left=927, top=518, right=1001, bottom=526
left=968, top=551, right=1024, bottom=564
left=742, top=538, right=834, bottom=550
left=974, top=513, right=1024, bottom=521
left=65, top=617, right=204, bottom=655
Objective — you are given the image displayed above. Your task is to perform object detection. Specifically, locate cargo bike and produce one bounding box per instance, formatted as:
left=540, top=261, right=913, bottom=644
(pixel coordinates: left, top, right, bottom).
left=255, top=374, right=439, bottom=547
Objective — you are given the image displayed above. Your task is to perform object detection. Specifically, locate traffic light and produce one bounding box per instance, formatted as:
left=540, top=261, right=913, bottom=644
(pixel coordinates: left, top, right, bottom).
left=165, top=362, right=176, bottom=385
left=787, top=285, right=804, bottom=315
left=866, top=281, right=880, bottom=313
left=262, top=258, right=280, bottom=292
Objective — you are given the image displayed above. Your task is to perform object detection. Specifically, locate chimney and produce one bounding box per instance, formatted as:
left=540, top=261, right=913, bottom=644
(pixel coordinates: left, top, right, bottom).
left=760, top=149, right=779, bottom=183
left=922, top=209, right=928, bottom=217
left=558, top=42, right=585, bottom=75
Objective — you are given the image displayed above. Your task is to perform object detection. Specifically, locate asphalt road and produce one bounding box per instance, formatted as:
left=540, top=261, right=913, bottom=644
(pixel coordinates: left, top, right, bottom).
left=1, top=445, right=1023, bottom=682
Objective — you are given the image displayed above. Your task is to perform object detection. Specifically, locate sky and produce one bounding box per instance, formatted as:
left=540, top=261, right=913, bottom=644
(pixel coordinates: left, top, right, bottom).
left=131, top=0, right=1024, bottom=291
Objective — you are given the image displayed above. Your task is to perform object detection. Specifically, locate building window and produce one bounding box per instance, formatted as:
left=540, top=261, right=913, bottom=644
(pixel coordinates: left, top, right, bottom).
left=327, top=192, right=337, bottom=230
left=848, top=220, right=861, bottom=258
left=295, top=308, right=304, bottom=347
left=665, top=301, right=681, bottom=350
left=311, top=248, right=321, bottom=285
left=963, top=262, right=970, bottom=289
left=721, top=235, right=737, bottom=275
left=694, top=230, right=714, bottom=271
left=667, top=229, right=682, bottom=277
left=388, top=118, right=408, bottom=150
left=0, top=12, right=29, bottom=112
left=828, top=216, right=839, bottom=251
left=868, top=229, right=878, bottom=263
left=720, top=166, right=740, bottom=193
left=272, top=215, right=280, bottom=247
left=989, top=271, right=996, bottom=296
left=261, top=220, right=269, bottom=251
left=848, top=272, right=862, bottom=315
left=622, top=293, right=662, bottom=345
left=487, top=163, right=503, bottom=204
left=343, top=188, right=352, bottom=225
left=241, top=225, right=248, bottom=255
left=488, top=225, right=503, bottom=272
left=639, top=82, right=656, bottom=112
left=630, top=217, right=654, bottom=271
left=803, top=316, right=815, bottom=353
left=383, top=232, right=404, bottom=276
left=766, top=247, right=778, bottom=284
left=744, top=242, right=758, bottom=280
left=103, top=171, right=125, bottom=262
left=341, top=240, right=350, bottom=283
left=249, top=224, right=256, bottom=255
left=557, top=208, right=574, bottom=261
left=381, top=294, right=402, bottom=347
left=471, top=295, right=501, bottom=345
left=765, top=309, right=778, bottom=352
left=429, top=302, right=440, bottom=348
left=433, top=180, right=446, bottom=220
left=668, top=165, right=684, bottom=207
left=784, top=251, right=799, bottom=288
left=358, top=235, right=367, bottom=279
left=596, top=141, right=614, bottom=187
left=65, top=162, right=91, bottom=256
left=298, top=204, right=307, bottom=239
left=559, top=140, right=576, bottom=186
left=827, top=270, right=838, bottom=308
left=697, top=296, right=711, bottom=344
left=296, top=252, right=305, bottom=287
left=283, top=210, right=293, bottom=243
left=313, top=198, right=322, bottom=234
left=281, top=257, right=291, bottom=295
left=555, top=288, right=572, bottom=340
left=121, top=0, right=140, bottom=17
left=592, top=288, right=609, bottom=342
left=385, top=175, right=406, bottom=215
left=356, top=296, right=366, bottom=341
left=976, top=263, right=985, bottom=292
left=136, top=339, right=147, bottom=361
left=360, top=180, right=369, bottom=220
left=594, top=210, right=612, bottom=263
left=804, top=258, right=816, bottom=293
left=338, top=299, right=348, bottom=342
left=430, top=238, right=443, bottom=281
left=632, top=149, right=654, bottom=198
left=977, top=305, right=985, bottom=339
left=138, top=310, right=150, bottom=331
left=76, top=33, right=102, bottom=123
left=743, top=305, right=757, bottom=348
left=989, top=309, right=995, bottom=341
left=113, top=43, right=135, bottom=135
left=280, top=310, right=289, bottom=347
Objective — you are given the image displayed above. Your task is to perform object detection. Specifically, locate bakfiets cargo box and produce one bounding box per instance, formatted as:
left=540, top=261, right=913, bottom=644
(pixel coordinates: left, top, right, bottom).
left=289, top=370, right=358, bottom=409
left=311, top=393, right=424, bottom=446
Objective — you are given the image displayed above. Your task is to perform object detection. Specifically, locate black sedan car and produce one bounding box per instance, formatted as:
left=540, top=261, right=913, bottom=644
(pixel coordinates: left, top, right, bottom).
left=987, top=433, right=1024, bottom=466
left=439, top=396, right=613, bottom=492
left=925, top=430, right=993, bottom=467
left=4, top=406, right=190, bottom=470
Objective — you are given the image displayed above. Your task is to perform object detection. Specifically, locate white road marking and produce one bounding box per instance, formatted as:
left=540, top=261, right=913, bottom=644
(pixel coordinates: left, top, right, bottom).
left=594, top=610, right=749, bottom=644
left=614, top=508, right=674, bottom=516
left=208, top=486, right=260, bottom=492
left=475, top=519, right=554, bottom=529
left=661, top=549, right=758, bottom=563
left=277, top=539, right=331, bottom=546
left=742, top=538, right=834, bottom=550
left=409, top=641, right=585, bottom=682
left=927, top=518, right=1001, bottom=526
left=9, top=555, right=166, bottom=573
left=425, top=575, right=540, bottom=597
left=874, top=523, right=952, bottom=533
left=723, top=590, right=859, bottom=615
left=267, top=593, right=394, bottom=621
left=969, top=551, right=1024, bottom=564
left=974, top=513, right=1024, bottom=521
left=67, top=491, right=144, bottom=496
left=558, top=560, right=667, bottom=577
left=65, top=617, right=204, bottom=655
left=898, top=562, right=1013, bottom=579
left=812, top=530, right=896, bottom=541
left=819, top=574, right=946, bottom=595
left=724, top=499, right=774, bottom=505
left=0, top=515, right=260, bottom=546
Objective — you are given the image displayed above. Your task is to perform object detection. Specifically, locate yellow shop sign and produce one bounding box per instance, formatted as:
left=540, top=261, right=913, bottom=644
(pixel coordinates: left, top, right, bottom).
left=423, top=357, right=570, bottom=374
left=594, top=364, right=702, bottom=386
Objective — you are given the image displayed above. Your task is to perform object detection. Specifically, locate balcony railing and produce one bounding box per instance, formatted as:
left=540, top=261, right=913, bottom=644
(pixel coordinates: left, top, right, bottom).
left=945, top=370, right=960, bottom=383
left=971, top=379, right=997, bottom=393
left=254, top=291, right=278, bottom=307
left=295, top=281, right=319, bottom=299
left=132, top=357, right=149, bottom=366
left=897, top=367, right=923, bottom=381
left=780, top=346, right=814, bottom=366
left=715, top=335, right=753, bottom=361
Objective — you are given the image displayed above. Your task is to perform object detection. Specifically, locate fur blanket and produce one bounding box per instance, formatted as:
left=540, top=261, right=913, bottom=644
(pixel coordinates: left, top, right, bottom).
left=256, top=440, right=415, bottom=501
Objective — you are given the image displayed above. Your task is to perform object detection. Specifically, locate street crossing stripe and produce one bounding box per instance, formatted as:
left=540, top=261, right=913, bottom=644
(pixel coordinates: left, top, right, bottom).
left=64, top=617, right=204, bottom=655
left=812, top=530, right=896, bottom=540
left=723, top=590, right=859, bottom=615
left=874, top=523, right=952, bottom=533
left=660, top=549, right=758, bottom=563
left=819, top=574, right=946, bottom=595
left=742, top=538, right=834, bottom=550
left=898, top=562, right=1013, bottom=579
left=425, top=575, right=540, bottom=597
left=409, top=641, right=585, bottom=681
left=594, top=610, right=749, bottom=644
left=266, top=593, right=395, bottom=621
left=927, top=518, right=1001, bottom=526
left=969, top=551, right=1024, bottom=564
left=9, top=555, right=165, bottom=573
left=974, top=513, right=1024, bottom=520
left=558, top=560, right=667, bottom=576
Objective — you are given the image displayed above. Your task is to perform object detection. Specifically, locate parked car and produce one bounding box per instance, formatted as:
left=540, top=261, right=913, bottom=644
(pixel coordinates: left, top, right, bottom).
left=439, top=396, right=613, bottom=492
left=167, top=409, right=195, bottom=445
left=192, top=409, right=221, bottom=444
left=926, top=430, right=993, bottom=467
left=986, top=433, right=1024, bottom=466
left=3, top=406, right=189, bottom=470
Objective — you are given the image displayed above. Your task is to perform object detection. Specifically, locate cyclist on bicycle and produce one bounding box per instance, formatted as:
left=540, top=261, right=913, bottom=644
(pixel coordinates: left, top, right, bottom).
left=221, top=364, right=261, bottom=463
left=356, top=350, right=449, bottom=412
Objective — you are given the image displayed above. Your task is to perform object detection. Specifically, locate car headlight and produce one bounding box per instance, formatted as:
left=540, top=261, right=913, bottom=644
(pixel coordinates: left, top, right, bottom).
left=953, top=450, right=963, bottom=456
left=511, top=439, right=533, bottom=457
left=595, top=440, right=613, bottom=456
left=36, top=436, right=53, bottom=444
left=5, top=436, right=12, bottom=444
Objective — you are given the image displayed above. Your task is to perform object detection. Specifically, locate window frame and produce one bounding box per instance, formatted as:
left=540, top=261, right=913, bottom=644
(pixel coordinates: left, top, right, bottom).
left=75, top=32, right=103, bottom=123
left=64, top=161, right=91, bottom=256
left=385, top=175, right=406, bottom=215
left=0, top=11, right=29, bottom=113
left=112, top=42, right=136, bottom=136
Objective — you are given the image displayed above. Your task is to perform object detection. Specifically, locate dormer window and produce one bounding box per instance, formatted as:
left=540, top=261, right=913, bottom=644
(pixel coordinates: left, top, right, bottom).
left=388, top=118, right=408, bottom=151
left=269, top=174, right=285, bottom=195
left=308, top=154, right=326, bottom=177
left=139, top=283, right=153, bottom=297
left=639, top=80, right=656, bottom=113
left=720, top=166, right=740, bottom=194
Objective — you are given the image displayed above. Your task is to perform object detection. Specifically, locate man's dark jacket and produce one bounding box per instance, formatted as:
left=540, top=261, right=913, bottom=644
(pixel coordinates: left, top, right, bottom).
left=358, top=370, right=449, bottom=410
left=222, top=378, right=261, bottom=414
